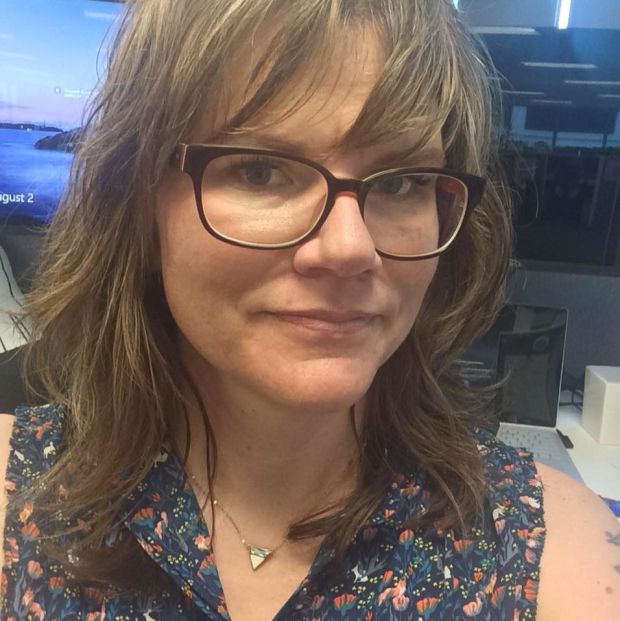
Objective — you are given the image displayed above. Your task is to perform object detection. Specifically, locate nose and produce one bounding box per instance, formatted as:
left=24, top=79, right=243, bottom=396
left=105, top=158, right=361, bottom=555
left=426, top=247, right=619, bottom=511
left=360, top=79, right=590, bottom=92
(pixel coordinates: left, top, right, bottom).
left=292, top=191, right=381, bottom=277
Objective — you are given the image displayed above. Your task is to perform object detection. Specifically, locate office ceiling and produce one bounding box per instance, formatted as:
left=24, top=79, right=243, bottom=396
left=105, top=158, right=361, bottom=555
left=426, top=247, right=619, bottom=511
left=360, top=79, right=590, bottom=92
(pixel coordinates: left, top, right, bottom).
left=481, top=28, right=620, bottom=111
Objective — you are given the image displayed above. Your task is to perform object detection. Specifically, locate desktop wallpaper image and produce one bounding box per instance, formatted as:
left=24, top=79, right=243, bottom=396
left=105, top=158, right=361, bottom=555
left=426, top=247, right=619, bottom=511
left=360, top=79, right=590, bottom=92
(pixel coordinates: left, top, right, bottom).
left=0, top=0, right=121, bottom=221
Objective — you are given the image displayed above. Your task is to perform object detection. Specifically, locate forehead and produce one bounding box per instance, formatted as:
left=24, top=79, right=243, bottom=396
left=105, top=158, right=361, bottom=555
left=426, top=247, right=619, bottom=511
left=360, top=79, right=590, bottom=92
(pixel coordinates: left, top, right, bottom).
left=193, top=25, right=444, bottom=162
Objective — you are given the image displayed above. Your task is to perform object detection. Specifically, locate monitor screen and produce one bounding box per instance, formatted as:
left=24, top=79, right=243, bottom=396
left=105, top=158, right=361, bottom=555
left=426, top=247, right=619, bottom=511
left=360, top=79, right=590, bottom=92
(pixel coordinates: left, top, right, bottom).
left=462, top=304, right=568, bottom=427
left=0, top=0, right=122, bottom=223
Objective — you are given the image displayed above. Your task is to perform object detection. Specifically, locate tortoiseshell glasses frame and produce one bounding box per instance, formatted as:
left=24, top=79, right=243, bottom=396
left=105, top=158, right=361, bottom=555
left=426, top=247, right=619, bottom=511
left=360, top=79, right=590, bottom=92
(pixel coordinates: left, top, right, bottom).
left=172, top=143, right=486, bottom=261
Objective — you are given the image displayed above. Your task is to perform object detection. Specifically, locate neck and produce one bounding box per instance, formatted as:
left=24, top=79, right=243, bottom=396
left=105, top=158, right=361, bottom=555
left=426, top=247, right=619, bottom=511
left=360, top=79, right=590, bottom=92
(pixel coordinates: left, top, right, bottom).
left=172, top=371, right=365, bottom=534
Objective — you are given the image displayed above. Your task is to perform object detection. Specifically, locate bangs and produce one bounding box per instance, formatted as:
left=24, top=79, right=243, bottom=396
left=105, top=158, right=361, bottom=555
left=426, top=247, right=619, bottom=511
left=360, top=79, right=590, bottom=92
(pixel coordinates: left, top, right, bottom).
left=201, top=0, right=486, bottom=163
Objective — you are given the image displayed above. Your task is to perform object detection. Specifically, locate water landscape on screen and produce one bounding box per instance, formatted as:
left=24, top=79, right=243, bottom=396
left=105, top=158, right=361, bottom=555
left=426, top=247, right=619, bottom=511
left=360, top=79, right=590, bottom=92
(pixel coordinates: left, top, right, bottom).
left=0, top=0, right=120, bottom=221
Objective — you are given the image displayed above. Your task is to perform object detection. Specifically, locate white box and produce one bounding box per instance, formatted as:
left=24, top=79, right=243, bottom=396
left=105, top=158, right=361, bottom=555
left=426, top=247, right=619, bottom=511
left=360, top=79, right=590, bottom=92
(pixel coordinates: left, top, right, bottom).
left=581, top=366, right=620, bottom=445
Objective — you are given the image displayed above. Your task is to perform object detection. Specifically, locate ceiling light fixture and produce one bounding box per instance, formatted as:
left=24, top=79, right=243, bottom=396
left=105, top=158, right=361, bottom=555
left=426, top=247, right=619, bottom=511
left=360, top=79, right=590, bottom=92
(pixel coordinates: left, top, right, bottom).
left=566, top=80, right=620, bottom=86
left=502, top=90, right=546, bottom=96
left=472, top=27, right=539, bottom=36
left=531, top=99, right=573, bottom=105
left=522, top=62, right=596, bottom=69
left=557, top=0, right=572, bottom=30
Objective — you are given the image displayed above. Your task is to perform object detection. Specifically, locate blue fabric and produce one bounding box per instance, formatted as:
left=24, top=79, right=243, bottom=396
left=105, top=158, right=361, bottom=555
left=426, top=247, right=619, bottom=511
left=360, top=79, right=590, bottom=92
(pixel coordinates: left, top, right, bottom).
left=1, top=404, right=546, bottom=620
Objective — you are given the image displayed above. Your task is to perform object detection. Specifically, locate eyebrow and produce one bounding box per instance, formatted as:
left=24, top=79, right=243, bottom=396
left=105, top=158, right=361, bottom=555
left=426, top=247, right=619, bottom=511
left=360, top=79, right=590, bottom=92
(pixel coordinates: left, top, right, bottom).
left=208, top=133, right=447, bottom=169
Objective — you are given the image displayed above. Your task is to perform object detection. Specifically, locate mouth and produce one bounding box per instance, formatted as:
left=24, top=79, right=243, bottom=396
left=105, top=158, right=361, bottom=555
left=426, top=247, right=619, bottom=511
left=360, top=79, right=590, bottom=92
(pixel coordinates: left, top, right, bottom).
left=267, top=310, right=379, bottom=335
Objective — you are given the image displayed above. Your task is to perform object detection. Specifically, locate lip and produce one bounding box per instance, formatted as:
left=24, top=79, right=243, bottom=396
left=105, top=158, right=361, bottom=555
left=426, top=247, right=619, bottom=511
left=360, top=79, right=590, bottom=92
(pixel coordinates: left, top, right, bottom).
left=267, top=310, right=379, bottom=335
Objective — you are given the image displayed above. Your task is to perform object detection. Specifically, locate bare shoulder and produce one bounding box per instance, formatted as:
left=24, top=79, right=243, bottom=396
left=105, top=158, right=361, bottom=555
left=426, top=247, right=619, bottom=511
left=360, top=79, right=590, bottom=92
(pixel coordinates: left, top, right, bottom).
left=0, top=413, right=16, bottom=540
left=534, top=461, right=620, bottom=620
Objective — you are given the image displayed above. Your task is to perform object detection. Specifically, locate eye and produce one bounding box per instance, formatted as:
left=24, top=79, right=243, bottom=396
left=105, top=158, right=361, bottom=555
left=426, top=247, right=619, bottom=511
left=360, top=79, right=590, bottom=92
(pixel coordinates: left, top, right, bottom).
left=374, top=174, right=434, bottom=196
left=234, top=156, right=289, bottom=187
left=376, top=176, right=410, bottom=195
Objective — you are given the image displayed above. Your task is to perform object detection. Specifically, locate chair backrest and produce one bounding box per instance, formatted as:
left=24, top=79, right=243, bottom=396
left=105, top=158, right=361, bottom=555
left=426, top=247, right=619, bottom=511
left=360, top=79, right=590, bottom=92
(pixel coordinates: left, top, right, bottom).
left=0, top=345, right=46, bottom=412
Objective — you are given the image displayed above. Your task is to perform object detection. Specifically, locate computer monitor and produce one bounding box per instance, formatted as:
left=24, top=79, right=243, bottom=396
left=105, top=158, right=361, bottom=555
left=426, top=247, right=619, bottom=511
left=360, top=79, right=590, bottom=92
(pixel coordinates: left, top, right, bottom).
left=461, top=304, right=568, bottom=427
left=0, top=0, right=122, bottom=223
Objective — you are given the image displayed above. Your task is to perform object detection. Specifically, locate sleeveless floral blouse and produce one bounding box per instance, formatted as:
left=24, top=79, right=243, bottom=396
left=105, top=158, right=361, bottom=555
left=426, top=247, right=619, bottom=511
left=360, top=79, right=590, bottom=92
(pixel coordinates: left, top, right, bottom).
left=1, top=404, right=546, bottom=620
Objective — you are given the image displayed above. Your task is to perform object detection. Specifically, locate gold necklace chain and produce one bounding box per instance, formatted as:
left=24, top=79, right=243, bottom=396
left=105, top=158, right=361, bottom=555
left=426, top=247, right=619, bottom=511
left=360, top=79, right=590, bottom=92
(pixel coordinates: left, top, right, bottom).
left=187, top=472, right=288, bottom=570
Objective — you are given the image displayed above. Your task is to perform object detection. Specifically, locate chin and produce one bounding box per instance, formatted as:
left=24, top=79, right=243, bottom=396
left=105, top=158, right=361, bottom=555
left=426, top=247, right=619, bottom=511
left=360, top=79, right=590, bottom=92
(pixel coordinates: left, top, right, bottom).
left=260, top=367, right=376, bottom=414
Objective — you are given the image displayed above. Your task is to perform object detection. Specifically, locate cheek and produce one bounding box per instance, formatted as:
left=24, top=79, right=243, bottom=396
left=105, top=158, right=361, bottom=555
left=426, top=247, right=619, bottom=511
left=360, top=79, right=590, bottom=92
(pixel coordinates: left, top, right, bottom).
left=393, top=258, right=439, bottom=319
left=376, top=258, right=438, bottom=364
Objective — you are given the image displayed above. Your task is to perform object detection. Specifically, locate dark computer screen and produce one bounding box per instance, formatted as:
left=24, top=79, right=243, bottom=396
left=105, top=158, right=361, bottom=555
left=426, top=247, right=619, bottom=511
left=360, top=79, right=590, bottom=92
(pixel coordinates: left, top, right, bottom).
left=0, top=0, right=121, bottom=222
left=462, top=304, right=568, bottom=427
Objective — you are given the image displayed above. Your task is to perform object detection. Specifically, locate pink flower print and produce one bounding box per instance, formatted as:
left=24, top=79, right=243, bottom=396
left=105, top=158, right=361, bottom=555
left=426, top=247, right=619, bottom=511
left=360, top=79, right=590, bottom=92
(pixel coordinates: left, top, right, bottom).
left=453, top=539, right=474, bottom=554
left=194, top=533, right=211, bottom=551
left=378, top=587, right=392, bottom=606
left=154, top=512, right=168, bottom=539
left=525, top=547, right=538, bottom=564
left=491, top=586, right=506, bottom=608
left=48, top=576, right=65, bottom=593
left=311, top=594, right=325, bottom=610
left=463, top=592, right=484, bottom=616
left=27, top=560, right=43, bottom=579
left=516, top=529, right=529, bottom=541
left=333, top=593, right=356, bottom=612
left=519, top=495, right=540, bottom=511
left=416, top=597, right=439, bottom=614
left=21, top=521, right=40, bottom=540
left=4, top=536, right=19, bottom=568
left=398, top=529, right=415, bottom=547
left=494, top=518, right=506, bottom=534
left=524, top=578, right=539, bottom=601
left=4, top=480, right=16, bottom=493
left=381, top=570, right=393, bottom=586
left=19, top=500, right=33, bottom=523
left=138, top=540, right=163, bottom=558
left=34, top=420, right=53, bottom=441
left=401, top=483, right=420, bottom=500
left=391, top=579, right=406, bottom=598
left=484, top=571, right=497, bottom=596
left=21, top=587, right=34, bottom=607
left=197, top=553, right=217, bottom=580
left=28, top=602, right=45, bottom=621
left=132, top=506, right=155, bottom=525
left=392, top=594, right=410, bottom=611
left=383, top=509, right=396, bottom=520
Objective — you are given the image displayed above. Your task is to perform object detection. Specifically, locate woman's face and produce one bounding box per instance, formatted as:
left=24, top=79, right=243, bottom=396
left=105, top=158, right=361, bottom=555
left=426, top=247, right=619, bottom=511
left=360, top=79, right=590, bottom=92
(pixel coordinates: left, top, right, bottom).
left=155, top=30, right=441, bottom=414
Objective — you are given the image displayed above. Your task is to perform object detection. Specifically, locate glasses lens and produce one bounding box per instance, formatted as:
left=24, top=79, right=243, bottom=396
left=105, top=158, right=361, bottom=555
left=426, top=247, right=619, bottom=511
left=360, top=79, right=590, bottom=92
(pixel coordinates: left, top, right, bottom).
left=364, top=172, right=468, bottom=257
left=201, top=154, right=328, bottom=245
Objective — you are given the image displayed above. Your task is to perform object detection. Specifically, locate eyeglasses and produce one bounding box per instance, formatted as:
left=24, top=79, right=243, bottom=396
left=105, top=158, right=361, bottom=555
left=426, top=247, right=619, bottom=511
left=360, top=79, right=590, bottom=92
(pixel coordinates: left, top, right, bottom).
left=172, top=144, right=485, bottom=260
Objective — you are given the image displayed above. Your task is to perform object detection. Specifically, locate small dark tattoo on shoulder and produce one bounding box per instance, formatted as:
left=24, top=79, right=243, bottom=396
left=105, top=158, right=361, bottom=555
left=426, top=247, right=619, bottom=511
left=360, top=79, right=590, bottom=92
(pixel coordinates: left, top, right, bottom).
left=605, top=531, right=620, bottom=546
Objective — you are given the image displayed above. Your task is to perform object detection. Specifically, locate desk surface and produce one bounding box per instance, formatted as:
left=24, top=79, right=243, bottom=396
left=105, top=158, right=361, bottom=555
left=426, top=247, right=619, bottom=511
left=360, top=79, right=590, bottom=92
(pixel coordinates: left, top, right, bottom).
left=556, top=405, right=620, bottom=499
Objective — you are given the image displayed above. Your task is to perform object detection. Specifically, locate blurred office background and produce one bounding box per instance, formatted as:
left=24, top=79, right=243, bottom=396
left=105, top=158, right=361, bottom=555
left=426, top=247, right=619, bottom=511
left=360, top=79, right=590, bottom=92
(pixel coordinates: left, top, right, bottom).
left=457, top=0, right=620, bottom=389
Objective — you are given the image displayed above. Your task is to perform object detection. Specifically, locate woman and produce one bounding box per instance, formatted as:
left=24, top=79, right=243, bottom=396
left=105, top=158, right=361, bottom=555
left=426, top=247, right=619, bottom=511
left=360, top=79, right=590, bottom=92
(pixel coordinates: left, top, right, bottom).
left=0, top=0, right=617, bottom=619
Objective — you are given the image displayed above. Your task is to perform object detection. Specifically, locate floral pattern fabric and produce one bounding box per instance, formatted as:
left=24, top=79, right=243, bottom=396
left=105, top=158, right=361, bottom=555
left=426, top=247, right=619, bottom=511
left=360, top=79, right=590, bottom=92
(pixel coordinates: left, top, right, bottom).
left=1, top=404, right=546, bottom=620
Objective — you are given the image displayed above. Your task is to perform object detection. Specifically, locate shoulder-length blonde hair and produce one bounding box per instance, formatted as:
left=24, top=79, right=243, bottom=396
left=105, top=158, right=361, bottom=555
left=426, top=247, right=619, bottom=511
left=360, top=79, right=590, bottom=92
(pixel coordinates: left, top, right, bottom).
left=14, top=0, right=511, bottom=595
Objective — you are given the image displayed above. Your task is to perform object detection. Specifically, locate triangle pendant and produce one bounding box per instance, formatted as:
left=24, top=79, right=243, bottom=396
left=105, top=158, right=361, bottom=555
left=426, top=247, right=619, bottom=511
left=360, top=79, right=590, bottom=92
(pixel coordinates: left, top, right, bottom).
left=249, top=545, right=273, bottom=570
